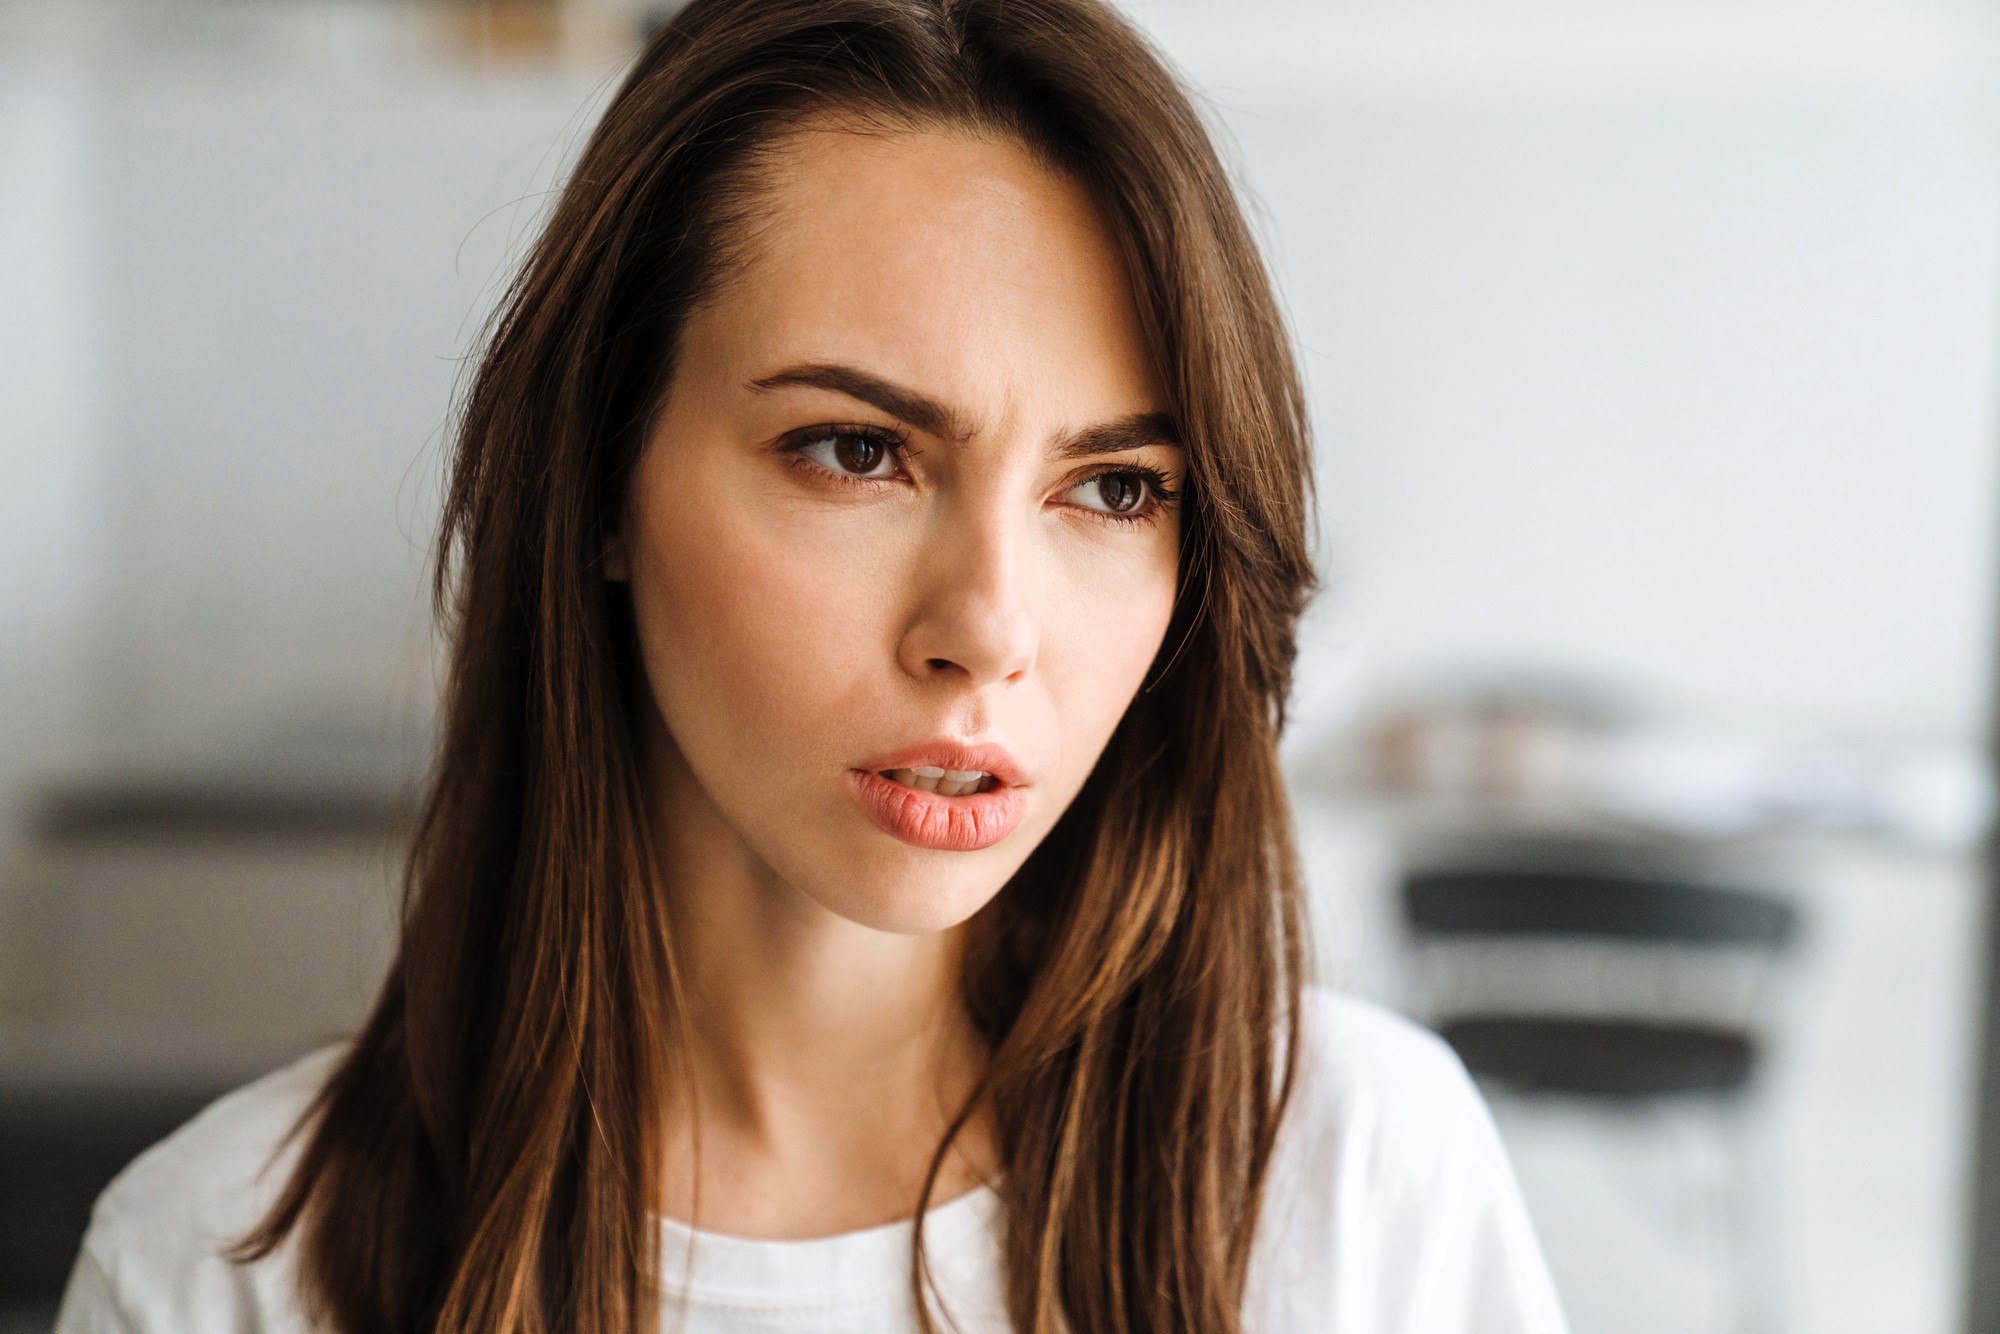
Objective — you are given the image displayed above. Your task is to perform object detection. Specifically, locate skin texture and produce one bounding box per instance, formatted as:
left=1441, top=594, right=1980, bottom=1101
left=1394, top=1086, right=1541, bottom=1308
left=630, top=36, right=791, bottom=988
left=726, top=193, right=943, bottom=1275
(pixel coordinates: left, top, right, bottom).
left=605, top=124, right=1183, bottom=1238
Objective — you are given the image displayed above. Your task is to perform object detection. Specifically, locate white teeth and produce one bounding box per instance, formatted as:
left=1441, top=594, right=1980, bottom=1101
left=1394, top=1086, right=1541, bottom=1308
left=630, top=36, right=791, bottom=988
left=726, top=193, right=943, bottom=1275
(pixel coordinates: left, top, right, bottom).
left=882, top=767, right=992, bottom=797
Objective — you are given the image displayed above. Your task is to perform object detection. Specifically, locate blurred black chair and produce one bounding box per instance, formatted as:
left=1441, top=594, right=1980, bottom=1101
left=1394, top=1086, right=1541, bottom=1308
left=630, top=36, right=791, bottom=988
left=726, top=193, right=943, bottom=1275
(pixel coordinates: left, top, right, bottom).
left=1403, top=858, right=1801, bottom=1334
left=0, top=1077, right=227, bottom=1325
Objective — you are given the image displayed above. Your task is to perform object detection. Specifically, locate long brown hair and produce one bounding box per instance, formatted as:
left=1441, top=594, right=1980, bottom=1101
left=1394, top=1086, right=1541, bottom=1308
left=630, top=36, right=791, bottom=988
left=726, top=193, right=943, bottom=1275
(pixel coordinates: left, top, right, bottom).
left=238, top=1, right=1319, bottom=1330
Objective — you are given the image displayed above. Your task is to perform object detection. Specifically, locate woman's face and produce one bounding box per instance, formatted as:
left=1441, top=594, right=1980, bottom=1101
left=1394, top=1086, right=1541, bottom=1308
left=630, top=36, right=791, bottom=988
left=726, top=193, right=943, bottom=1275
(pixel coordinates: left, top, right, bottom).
left=611, top=124, right=1183, bottom=935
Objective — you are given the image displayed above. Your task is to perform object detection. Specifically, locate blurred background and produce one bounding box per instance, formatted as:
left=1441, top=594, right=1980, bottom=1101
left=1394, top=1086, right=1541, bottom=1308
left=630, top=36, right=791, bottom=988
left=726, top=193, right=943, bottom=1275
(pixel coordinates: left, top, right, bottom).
left=2, top=0, right=1998, bottom=1330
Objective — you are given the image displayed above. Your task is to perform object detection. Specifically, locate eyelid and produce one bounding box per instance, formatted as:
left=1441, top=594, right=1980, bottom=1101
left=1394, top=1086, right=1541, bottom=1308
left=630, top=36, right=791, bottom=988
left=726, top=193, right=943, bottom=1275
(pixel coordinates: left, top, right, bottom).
left=1060, top=462, right=1181, bottom=528
left=779, top=422, right=912, bottom=486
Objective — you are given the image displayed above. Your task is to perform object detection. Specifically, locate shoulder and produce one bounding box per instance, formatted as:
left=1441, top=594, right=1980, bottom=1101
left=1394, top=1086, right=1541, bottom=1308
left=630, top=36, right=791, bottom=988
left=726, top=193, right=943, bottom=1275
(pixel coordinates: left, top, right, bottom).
left=54, top=1044, right=346, bottom=1334
left=93, top=1043, right=344, bottom=1234
left=1284, top=985, right=1493, bottom=1192
left=1293, top=986, right=1476, bottom=1115
left=1247, top=986, right=1571, bottom=1334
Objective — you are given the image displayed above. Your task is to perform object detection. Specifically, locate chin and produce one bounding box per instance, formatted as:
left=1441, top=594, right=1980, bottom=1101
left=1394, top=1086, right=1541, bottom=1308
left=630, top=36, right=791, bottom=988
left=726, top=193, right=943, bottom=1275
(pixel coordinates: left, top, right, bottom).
left=797, top=856, right=1010, bottom=936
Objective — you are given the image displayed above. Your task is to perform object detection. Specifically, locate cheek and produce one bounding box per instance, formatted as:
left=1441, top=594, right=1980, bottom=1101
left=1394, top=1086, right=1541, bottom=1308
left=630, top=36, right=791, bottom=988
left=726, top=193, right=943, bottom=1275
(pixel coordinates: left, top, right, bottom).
left=1042, top=539, right=1179, bottom=766
left=628, top=472, right=885, bottom=771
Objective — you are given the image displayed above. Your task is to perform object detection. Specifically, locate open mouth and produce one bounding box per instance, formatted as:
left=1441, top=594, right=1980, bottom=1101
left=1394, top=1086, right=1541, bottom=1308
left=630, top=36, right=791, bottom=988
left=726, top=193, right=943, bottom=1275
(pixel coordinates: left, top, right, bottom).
left=849, top=765, right=1025, bottom=851
left=877, top=766, right=999, bottom=797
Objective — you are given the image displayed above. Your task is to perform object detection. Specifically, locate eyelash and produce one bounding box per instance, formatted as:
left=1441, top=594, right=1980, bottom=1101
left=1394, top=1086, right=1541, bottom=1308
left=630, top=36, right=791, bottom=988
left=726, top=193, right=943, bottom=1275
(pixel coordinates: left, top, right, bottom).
left=780, top=423, right=1181, bottom=528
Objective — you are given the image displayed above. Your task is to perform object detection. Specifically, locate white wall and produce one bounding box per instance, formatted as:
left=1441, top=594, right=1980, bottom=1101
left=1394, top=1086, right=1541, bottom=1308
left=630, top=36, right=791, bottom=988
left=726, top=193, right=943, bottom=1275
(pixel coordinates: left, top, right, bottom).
left=0, top=40, right=620, bottom=842
left=0, top=70, right=107, bottom=863
left=1134, top=0, right=2000, bottom=749
left=87, top=71, right=611, bottom=766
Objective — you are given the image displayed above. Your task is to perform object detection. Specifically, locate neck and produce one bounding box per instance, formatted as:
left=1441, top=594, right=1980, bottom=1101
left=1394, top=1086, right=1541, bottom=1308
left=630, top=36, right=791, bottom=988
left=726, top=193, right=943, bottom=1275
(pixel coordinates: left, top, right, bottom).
left=644, top=720, right=998, bottom=1235
left=669, top=868, right=983, bottom=1138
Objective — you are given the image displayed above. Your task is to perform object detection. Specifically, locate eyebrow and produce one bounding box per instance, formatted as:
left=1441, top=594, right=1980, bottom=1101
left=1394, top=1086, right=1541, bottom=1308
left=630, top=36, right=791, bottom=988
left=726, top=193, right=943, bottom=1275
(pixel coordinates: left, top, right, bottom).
left=1049, top=411, right=1181, bottom=462
left=748, top=361, right=1181, bottom=461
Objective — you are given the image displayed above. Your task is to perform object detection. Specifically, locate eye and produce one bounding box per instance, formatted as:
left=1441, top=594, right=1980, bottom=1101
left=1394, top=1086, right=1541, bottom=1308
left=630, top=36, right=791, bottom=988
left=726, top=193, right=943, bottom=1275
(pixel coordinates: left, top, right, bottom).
left=1075, top=471, right=1147, bottom=514
left=1063, top=466, right=1175, bottom=525
left=789, top=425, right=904, bottom=481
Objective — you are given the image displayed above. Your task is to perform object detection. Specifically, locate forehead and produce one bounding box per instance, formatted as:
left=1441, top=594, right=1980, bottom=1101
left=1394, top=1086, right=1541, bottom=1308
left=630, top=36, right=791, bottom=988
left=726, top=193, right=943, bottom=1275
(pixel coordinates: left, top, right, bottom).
left=681, top=122, right=1164, bottom=425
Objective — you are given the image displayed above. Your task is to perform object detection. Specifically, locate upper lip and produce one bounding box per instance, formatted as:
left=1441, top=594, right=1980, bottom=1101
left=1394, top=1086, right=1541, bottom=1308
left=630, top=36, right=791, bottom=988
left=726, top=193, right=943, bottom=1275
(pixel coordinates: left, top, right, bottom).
left=856, top=739, right=1027, bottom=787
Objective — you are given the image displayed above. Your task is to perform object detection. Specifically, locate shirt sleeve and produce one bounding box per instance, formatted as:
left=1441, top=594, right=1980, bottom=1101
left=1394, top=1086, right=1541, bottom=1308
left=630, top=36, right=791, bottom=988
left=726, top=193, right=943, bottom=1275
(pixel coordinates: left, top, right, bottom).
left=1265, top=991, right=1573, bottom=1334
left=51, top=1236, right=141, bottom=1334
left=1379, top=1053, right=1571, bottom=1334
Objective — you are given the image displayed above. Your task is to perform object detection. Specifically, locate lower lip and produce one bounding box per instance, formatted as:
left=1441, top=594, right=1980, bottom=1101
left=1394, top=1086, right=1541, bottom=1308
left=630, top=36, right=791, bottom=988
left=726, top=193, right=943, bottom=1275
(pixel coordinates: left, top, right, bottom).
left=846, top=769, right=1028, bottom=852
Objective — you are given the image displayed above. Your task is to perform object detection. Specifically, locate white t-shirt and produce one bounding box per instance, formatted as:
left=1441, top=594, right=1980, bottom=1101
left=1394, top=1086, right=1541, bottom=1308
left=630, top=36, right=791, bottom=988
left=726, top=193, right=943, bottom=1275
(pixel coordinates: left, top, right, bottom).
left=51, top=988, right=1570, bottom=1333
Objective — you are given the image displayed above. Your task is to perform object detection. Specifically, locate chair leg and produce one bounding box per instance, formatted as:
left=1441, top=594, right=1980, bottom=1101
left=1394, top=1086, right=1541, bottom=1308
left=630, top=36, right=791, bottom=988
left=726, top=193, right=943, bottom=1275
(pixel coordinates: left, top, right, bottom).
left=1721, top=1095, right=1786, bottom=1334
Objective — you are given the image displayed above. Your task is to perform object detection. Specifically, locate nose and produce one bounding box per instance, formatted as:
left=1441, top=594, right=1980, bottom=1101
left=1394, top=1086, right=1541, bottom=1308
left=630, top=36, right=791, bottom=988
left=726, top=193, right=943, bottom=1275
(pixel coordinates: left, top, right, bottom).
left=896, top=499, right=1039, bottom=689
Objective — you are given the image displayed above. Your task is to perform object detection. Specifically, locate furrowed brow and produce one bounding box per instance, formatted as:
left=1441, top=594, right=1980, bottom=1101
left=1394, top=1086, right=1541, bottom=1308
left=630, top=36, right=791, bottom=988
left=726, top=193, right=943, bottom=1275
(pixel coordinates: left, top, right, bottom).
left=1050, top=411, right=1181, bottom=461
left=748, top=363, right=973, bottom=442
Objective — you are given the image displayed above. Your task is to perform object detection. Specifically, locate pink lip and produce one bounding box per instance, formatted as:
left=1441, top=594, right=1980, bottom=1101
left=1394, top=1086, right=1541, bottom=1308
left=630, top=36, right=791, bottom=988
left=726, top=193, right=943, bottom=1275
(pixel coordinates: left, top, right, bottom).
left=848, top=739, right=1029, bottom=852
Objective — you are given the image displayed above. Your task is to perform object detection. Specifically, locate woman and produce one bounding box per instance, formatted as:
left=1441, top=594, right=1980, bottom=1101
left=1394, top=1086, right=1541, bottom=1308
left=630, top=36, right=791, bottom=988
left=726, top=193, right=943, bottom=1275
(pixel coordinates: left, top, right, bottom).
left=54, top=0, right=1569, bottom=1331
